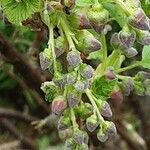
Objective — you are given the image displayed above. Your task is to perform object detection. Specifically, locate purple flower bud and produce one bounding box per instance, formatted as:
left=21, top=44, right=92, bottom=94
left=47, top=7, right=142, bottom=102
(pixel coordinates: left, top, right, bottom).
left=76, top=30, right=102, bottom=54
left=55, top=36, right=65, bottom=58
left=99, top=101, right=112, bottom=118
left=67, top=50, right=82, bottom=67
left=119, top=30, right=136, bottom=49
left=105, top=68, right=116, bottom=80
left=137, top=31, right=150, bottom=45
left=80, top=65, right=95, bottom=79
left=110, top=33, right=121, bottom=49
left=124, top=47, right=138, bottom=58
left=111, top=90, right=123, bottom=103
left=119, top=78, right=134, bottom=96
left=86, top=115, right=99, bottom=132
left=128, top=8, right=150, bottom=30
left=106, top=122, right=117, bottom=136
left=51, top=96, right=67, bottom=115
left=53, top=73, right=67, bottom=89
left=97, top=131, right=108, bottom=142
left=74, top=80, right=89, bottom=92
left=66, top=72, right=77, bottom=84
left=39, top=52, right=52, bottom=70
left=69, top=12, right=91, bottom=29
left=67, top=92, right=79, bottom=107
left=73, top=130, right=88, bottom=145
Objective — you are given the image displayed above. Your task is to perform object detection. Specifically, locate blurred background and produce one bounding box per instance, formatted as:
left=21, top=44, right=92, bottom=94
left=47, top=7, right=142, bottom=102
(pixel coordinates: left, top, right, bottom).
left=0, top=1, right=150, bottom=150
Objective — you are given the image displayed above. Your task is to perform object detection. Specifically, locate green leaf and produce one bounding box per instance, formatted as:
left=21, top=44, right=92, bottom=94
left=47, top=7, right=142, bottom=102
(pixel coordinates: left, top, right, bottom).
left=140, top=45, right=150, bottom=69
left=92, top=76, right=117, bottom=100
left=75, top=0, right=95, bottom=7
left=103, top=3, right=126, bottom=27
left=1, top=0, right=40, bottom=25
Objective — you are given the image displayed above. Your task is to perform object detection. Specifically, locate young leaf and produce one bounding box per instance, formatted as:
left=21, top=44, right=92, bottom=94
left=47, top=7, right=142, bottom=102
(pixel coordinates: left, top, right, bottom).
left=140, top=45, right=150, bottom=69
left=92, top=76, right=117, bottom=100
left=1, top=0, right=40, bottom=25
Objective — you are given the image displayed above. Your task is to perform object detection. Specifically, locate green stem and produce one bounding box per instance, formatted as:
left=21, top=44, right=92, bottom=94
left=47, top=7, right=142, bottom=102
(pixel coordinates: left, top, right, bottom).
left=48, top=23, right=57, bottom=74
left=85, top=89, right=104, bottom=122
left=100, top=34, right=107, bottom=62
left=115, top=61, right=140, bottom=73
left=107, top=49, right=121, bottom=67
left=60, top=18, right=76, bottom=51
left=114, top=0, right=131, bottom=16
left=70, top=108, right=78, bottom=130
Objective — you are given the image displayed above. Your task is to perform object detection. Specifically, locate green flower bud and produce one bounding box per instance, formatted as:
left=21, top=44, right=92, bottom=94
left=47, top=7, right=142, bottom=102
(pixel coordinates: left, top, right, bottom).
left=64, top=0, right=75, bottom=8
left=128, top=8, right=150, bottom=30
left=133, top=81, right=145, bottom=96
left=105, top=121, right=117, bottom=136
left=67, top=50, right=82, bottom=68
left=75, top=103, right=93, bottom=119
left=87, top=3, right=109, bottom=34
left=65, top=138, right=76, bottom=150
left=68, top=11, right=91, bottom=29
left=97, top=130, right=108, bottom=142
left=76, top=30, right=102, bottom=54
left=59, top=127, right=73, bottom=140
left=135, top=71, right=150, bottom=81
left=51, top=96, right=67, bottom=115
left=86, top=114, right=99, bottom=132
left=57, top=116, right=71, bottom=130
left=77, top=143, right=88, bottom=150
left=137, top=30, right=150, bottom=45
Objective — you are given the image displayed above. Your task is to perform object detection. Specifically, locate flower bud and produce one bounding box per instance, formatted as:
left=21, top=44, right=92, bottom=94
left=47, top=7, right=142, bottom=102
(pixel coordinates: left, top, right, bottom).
left=128, top=8, right=150, bottom=30
left=74, top=80, right=89, bottom=92
left=110, top=33, right=121, bottom=49
left=73, top=130, right=88, bottom=145
left=111, top=90, right=123, bottom=103
left=59, top=127, right=73, bottom=140
left=76, top=103, right=93, bottom=119
left=137, top=30, right=150, bottom=45
left=97, top=131, right=108, bottom=142
left=57, top=116, right=71, bottom=130
left=143, top=79, right=150, bottom=96
left=55, top=36, right=65, bottom=58
left=39, top=49, right=52, bottom=70
left=105, top=68, right=116, bottom=80
left=65, top=138, right=76, bottom=150
left=106, top=122, right=117, bottom=136
left=135, top=71, right=150, bottom=81
left=68, top=12, right=91, bottom=29
left=51, top=96, right=67, bottom=115
left=77, top=143, right=89, bottom=150
left=124, top=47, right=138, bottom=58
left=80, top=64, right=95, bottom=79
left=67, top=50, right=82, bottom=68
left=119, top=78, right=134, bottom=96
left=67, top=90, right=80, bottom=107
left=87, top=3, right=109, bottom=34
left=86, top=114, right=99, bottom=132
left=134, top=81, right=145, bottom=96
left=119, top=30, right=136, bottom=49
left=76, top=30, right=102, bottom=54
left=99, top=101, right=112, bottom=118
left=66, top=72, right=77, bottom=84
left=53, top=73, right=67, bottom=89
